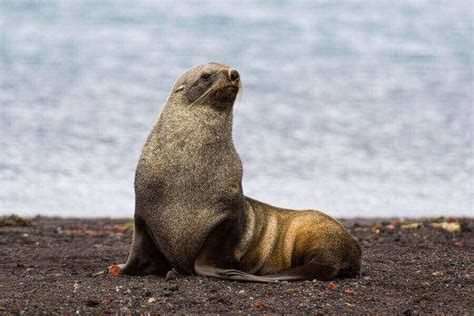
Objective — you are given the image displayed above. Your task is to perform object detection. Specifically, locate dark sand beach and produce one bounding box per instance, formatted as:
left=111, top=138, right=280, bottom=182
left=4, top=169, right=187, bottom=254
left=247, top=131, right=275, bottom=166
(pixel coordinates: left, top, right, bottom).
left=0, top=216, right=472, bottom=314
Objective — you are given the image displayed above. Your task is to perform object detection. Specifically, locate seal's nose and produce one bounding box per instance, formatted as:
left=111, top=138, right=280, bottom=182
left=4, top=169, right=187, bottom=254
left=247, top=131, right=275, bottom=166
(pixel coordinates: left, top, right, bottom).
left=229, top=69, right=240, bottom=82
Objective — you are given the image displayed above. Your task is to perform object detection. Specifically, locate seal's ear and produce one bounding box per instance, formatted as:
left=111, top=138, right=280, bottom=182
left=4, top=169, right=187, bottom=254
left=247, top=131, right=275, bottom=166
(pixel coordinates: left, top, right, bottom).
left=174, top=85, right=185, bottom=93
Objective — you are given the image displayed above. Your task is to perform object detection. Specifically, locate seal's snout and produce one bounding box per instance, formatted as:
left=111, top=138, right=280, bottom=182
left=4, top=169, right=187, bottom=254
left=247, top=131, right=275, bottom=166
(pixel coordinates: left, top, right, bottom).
left=229, top=69, right=240, bottom=82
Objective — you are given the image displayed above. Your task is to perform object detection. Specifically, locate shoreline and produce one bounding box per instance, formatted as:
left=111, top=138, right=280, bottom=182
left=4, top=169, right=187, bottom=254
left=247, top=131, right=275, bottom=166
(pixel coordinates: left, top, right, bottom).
left=0, top=216, right=472, bottom=313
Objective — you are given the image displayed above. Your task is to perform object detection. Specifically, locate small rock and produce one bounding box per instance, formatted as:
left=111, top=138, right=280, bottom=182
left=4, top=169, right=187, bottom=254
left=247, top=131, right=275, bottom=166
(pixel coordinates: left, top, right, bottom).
left=85, top=300, right=99, bottom=307
left=0, top=215, right=32, bottom=227
left=344, top=289, right=357, bottom=295
left=327, top=281, right=339, bottom=290
left=253, top=300, right=268, bottom=309
left=108, top=265, right=122, bottom=278
left=401, top=223, right=422, bottom=230
left=166, top=269, right=179, bottom=280
left=119, top=307, right=130, bottom=314
left=208, top=293, right=227, bottom=304
left=431, top=222, right=460, bottom=233
left=92, top=270, right=105, bottom=277
left=391, top=219, right=401, bottom=226
left=166, top=285, right=178, bottom=292
left=385, top=224, right=396, bottom=231
left=238, top=290, right=245, bottom=294
left=432, top=271, right=444, bottom=276
left=147, top=297, right=156, bottom=303
left=371, top=224, right=383, bottom=234
left=144, top=290, right=152, bottom=297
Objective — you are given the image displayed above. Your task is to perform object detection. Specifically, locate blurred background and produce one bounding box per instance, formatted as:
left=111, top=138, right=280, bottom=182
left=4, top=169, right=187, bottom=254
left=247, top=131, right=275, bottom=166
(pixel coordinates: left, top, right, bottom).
left=0, top=1, right=472, bottom=218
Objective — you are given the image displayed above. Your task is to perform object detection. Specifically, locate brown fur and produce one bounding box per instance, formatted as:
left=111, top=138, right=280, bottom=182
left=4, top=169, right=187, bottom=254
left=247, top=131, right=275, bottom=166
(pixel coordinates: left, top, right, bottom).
left=115, top=63, right=362, bottom=282
left=195, top=198, right=361, bottom=282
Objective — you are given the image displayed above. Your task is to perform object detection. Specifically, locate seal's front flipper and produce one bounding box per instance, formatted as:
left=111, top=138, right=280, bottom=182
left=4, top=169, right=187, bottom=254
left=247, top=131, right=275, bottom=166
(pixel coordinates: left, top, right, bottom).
left=194, top=261, right=276, bottom=283
left=117, top=215, right=171, bottom=276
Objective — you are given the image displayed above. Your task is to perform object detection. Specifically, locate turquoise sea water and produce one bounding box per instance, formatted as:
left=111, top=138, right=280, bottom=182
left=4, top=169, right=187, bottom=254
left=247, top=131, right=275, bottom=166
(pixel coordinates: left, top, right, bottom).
left=0, top=1, right=472, bottom=217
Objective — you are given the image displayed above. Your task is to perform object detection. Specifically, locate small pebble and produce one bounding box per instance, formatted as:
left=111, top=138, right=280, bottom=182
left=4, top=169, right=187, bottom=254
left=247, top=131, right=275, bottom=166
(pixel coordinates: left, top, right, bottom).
left=144, top=290, right=152, bottom=297
left=85, top=300, right=99, bottom=307
left=166, top=269, right=179, bottom=280
left=119, top=307, right=130, bottom=314
left=166, top=285, right=178, bottom=292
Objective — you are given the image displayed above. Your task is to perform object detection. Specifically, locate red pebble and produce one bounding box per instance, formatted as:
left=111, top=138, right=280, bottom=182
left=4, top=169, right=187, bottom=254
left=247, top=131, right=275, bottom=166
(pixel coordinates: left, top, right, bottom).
left=253, top=300, right=268, bottom=309
left=327, top=281, right=339, bottom=290
left=108, top=265, right=123, bottom=277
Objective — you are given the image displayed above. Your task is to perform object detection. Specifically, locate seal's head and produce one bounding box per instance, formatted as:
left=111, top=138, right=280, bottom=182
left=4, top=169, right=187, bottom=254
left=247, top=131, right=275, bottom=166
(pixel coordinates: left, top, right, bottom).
left=173, top=63, right=241, bottom=109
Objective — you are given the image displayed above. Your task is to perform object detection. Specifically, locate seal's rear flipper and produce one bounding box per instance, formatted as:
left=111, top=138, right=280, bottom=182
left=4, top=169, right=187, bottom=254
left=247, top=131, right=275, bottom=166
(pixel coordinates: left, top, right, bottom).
left=194, top=261, right=276, bottom=283
left=194, top=255, right=343, bottom=282
left=194, top=263, right=323, bottom=282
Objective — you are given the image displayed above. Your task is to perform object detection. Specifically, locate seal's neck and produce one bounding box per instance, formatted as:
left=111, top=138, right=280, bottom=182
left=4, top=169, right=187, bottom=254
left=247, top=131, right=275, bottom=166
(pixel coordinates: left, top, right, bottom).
left=192, top=105, right=234, bottom=139
left=157, top=100, right=235, bottom=145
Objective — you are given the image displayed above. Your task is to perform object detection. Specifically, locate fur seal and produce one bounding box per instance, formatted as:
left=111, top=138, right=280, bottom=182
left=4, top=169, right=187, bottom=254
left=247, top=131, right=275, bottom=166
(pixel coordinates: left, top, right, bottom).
left=114, top=63, right=361, bottom=282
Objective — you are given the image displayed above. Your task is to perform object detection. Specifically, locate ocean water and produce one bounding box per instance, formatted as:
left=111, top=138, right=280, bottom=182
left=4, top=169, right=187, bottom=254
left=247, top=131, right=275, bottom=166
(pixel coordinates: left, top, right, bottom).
left=0, top=1, right=472, bottom=218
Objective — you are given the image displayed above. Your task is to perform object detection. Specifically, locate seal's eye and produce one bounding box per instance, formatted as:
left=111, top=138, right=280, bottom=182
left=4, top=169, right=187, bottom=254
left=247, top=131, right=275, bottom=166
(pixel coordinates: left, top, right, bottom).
left=201, top=73, right=212, bottom=81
